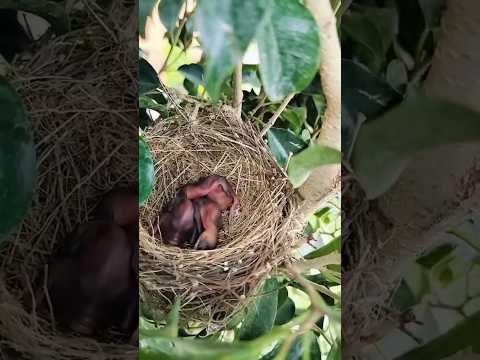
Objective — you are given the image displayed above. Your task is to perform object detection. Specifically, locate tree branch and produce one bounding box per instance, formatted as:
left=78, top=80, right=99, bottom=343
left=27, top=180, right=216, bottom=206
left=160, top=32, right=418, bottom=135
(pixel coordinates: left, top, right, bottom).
left=260, top=93, right=295, bottom=137
left=295, top=0, right=341, bottom=224
left=233, top=62, right=243, bottom=120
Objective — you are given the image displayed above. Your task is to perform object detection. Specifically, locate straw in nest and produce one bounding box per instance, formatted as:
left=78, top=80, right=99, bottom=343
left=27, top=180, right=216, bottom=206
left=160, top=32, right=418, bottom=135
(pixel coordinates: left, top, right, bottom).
left=139, top=104, right=299, bottom=330
left=0, top=2, right=137, bottom=359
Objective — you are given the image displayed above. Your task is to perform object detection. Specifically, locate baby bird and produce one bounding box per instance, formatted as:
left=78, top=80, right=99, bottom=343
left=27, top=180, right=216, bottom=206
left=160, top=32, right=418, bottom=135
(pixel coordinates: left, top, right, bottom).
left=48, top=221, right=133, bottom=336
left=156, top=175, right=238, bottom=250
left=47, top=187, right=139, bottom=339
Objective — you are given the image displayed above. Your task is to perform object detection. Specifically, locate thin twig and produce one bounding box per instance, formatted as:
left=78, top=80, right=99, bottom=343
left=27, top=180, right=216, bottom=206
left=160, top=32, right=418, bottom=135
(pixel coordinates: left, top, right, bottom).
left=233, top=62, right=243, bottom=120
left=260, top=93, right=295, bottom=137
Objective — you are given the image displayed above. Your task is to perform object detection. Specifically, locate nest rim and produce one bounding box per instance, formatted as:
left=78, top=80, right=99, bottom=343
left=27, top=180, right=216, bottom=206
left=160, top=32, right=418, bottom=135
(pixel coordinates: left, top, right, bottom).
left=139, top=104, right=299, bottom=329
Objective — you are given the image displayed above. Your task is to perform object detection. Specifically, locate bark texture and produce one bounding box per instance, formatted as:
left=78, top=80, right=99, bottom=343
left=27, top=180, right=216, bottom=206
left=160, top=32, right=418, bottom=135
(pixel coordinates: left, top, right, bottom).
left=297, top=0, right=341, bottom=222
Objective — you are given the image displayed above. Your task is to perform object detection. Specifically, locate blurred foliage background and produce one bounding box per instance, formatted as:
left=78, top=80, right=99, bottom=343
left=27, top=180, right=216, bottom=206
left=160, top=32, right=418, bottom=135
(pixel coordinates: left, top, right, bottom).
left=342, top=0, right=480, bottom=358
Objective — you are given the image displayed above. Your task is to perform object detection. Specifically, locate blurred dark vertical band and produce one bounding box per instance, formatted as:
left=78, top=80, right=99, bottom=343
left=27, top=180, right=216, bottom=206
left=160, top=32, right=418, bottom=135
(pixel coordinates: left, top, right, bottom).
left=0, top=0, right=138, bottom=358
left=343, top=0, right=480, bottom=359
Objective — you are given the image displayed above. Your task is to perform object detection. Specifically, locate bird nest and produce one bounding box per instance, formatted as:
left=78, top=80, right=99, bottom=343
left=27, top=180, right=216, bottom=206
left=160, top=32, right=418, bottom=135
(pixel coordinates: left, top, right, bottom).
left=0, top=3, right=137, bottom=359
left=139, top=104, right=299, bottom=329
left=342, top=164, right=394, bottom=353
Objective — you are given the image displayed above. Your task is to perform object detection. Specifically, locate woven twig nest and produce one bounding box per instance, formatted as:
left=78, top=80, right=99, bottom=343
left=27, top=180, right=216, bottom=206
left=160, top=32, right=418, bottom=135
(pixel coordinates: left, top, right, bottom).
left=342, top=164, right=394, bottom=349
left=0, top=4, right=137, bottom=359
left=139, top=104, right=299, bottom=329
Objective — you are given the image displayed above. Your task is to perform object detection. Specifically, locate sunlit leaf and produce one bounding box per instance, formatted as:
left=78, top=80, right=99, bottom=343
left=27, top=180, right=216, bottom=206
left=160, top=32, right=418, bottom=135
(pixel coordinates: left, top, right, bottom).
left=194, top=0, right=268, bottom=100
left=257, top=0, right=321, bottom=101
left=287, top=144, right=341, bottom=188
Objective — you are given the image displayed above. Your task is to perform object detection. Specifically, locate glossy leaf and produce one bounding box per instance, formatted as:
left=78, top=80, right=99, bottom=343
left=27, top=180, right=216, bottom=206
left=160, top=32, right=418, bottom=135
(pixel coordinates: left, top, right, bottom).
left=0, top=77, right=36, bottom=242
left=237, top=278, right=279, bottom=341
left=158, top=0, right=184, bottom=34
left=287, top=144, right=341, bottom=188
left=139, top=136, right=155, bottom=205
left=140, top=326, right=288, bottom=360
left=267, top=128, right=307, bottom=169
left=281, top=107, right=306, bottom=135
left=194, top=0, right=268, bottom=100
left=140, top=58, right=160, bottom=95
left=140, top=0, right=157, bottom=36
left=352, top=93, right=480, bottom=199
left=257, top=0, right=321, bottom=101
left=275, top=288, right=295, bottom=325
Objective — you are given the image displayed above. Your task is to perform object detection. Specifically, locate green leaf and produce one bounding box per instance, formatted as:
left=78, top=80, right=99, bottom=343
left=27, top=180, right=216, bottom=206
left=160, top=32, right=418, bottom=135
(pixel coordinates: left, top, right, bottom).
left=287, top=144, right=341, bottom=188
left=164, top=299, right=181, bottom=338
left=281, top=107, right=306, bottom=135
left=418, top=0, right=445, bottom=29
left=140, top=0, right=157, bottom=36
left=194, top=0, right=268, bottom=100
left=352, top=93, right=480, bottom=199
left=139, top=136, right=155, bottom=205
left=342, top=59, right=401, bottom=117
left=267, top=128, right=307, bottom=169
left=140, top=58, right=160, bottom=95
left=303, top=332, right=321, bottom=360
left=392, top=279, right=417, bottom=311
left=0, top=77, right=36, bottom=243
left=178, top=64, right=204, bottom=87
left=140, top=326, right=289, bottom=360
left=395, top=310, right=480, bottom=360
left=257, top=0, right=321, bottom=101
left=342, top=59, right=401, bottom=152
left=242, top=65, right=262, bottom=95
left=326, top=340, right=341, bottom=360
left=342, top=6, right=397, bottom=71
left=237, top=278, right=279, bottom=341
left=386, top=59, right=408, bottom=90
left=416, top=243, right=456, bottom=269
left=158, top=0, right=184, bottom=34
left=275, top=288, right=296, bottom=325
left=304, top=237, right=341, bottom=260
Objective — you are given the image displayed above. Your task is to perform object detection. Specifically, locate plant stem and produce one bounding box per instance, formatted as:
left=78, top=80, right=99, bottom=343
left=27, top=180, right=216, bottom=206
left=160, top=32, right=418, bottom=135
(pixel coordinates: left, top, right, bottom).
left=233, top=63, right=243, bottom=119
left=260, top=93, right=295, bottom=137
